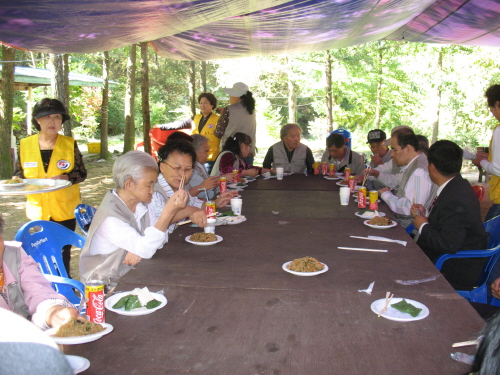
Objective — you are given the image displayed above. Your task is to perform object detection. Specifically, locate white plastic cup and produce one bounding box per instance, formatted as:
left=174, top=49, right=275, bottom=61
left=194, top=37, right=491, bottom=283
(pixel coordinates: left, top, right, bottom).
left=204, top=218, right=216, bottom=234
left=339, top=187, right=350, bottom=206
left=276, top=167, right=284, bottom=180
left=230, top=198, right=243, bottom=215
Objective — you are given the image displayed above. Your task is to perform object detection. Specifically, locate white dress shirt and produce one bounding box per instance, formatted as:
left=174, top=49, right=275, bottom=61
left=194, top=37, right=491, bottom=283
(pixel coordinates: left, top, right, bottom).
left=372, top=159, right=402, bottom=189
left=89, top=190, right=168, bottom=259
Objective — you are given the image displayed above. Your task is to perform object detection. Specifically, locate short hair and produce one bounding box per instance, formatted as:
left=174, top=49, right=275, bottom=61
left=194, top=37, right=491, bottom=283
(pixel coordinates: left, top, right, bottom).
left=416, top=135, right=430, bottom=156
left=112, top=151, right=158, bottom=189
left=280, top=123, right=301, bottom=140
left=157, top=139, right=196, bottom=167
left=32, top=98, right=70, bottom=131
left=392, top=127, right=419, bottom=151
left=192, top=134, right=209, bottom=152
left=391, top=125, right=413, bottom=137
left=326, top=133, right=345, bottom=149
left=427, top=140, right=463, bottom=177
left=167, top=131, right=193, bottom=143
left=0, top=214, right=4, bottom=236
left=280, top=123, right=302, bottom=140
left=485, top=85, right=500, bottom=107
left=198, top=93, right=217, bottom=110
left=222, top=132, right=252, bottom=156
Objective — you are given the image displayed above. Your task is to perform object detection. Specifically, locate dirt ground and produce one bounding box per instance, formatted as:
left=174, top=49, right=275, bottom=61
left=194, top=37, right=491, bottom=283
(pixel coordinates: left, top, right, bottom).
left=0, top=153, right=492, bottom=281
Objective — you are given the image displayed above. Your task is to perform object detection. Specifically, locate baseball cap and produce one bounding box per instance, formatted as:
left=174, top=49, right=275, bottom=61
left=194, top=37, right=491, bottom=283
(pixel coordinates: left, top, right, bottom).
left=223, top=82, right=249, bottom=97
left=367, top=129, right=386, bottom=143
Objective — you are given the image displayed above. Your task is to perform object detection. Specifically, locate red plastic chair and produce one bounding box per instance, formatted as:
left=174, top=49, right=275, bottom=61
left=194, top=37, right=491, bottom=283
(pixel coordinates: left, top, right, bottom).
left=135, top=129, right=181, bottom=161
left=472, top=185, right=485, bottom=202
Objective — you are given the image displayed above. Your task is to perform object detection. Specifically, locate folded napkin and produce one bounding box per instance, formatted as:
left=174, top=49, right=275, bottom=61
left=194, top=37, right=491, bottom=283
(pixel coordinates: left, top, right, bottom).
left=358, top=281, right=374, bottom=295
left=368, top=236, right=407, bottom=246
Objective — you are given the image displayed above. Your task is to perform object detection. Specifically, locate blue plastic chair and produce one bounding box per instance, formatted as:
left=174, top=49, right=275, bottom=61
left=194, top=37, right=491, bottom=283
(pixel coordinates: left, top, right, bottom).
left=405, top=223, right=415, bottom=235
left=484, top=215, right=500, bottom=249
left=43, top=274, right=85, bottom=309
left=15, top=220, right=86, bottom=308
left=74, top=203, right=97, bottom=235
left=330, top=129, right=352, bottom=149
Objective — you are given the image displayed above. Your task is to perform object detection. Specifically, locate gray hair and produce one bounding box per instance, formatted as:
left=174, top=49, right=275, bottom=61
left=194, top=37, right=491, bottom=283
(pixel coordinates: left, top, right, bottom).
left=192, top=134, right=209, bottom=152
left=280, top=123, right=301, bottom=140
left=112, top=151, right=158, bottom=188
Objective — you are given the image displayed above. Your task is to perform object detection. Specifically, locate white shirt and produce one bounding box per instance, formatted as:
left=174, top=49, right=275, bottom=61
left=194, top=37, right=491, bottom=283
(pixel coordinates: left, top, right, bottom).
left=380, top=154, right=433, bottom=216
left=480, top=126, right=500, bottom=176
left=89, top=190, right=168, bottom=259
left=372, top=159, right=403, bottom=189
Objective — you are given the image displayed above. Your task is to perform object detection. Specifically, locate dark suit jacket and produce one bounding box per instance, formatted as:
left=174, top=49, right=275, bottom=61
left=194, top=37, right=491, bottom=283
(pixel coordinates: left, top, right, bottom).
left=417, top=175, right=489, bottom=290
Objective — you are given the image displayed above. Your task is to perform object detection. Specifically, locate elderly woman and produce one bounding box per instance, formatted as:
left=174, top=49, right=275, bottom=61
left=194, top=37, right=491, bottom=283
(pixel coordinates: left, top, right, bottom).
left=79, top=151, right=189, bottom=290
left=0, top=215, right=79, bottom=330
left=214, top=82, right=257, bottom=165
left=263, top=124, right=314, bottom=174
left=212, top=132, right=270, bottom=177
left=14, top=98, right=87, bottom=275
left=188, top=134, right=234, bottom=200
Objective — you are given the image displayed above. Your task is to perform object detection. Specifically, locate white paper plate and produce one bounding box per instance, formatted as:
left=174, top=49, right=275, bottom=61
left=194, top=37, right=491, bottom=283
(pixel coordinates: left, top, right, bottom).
left=336, top=181, right=360, bottom=191
left=283, top=172, right=293, bottom=176
left=324, top=176, right=341, bottom=180
left=370, top=298, right=429, bottom=321
left=65, top=355, right=90, bottom=374
left=185, top=234, right=223, bottom=246
left=0, top=179, right=26, bottom=188
left=216, top=215, right=246, bottom=225
left=363, top=219, right=397, bottom=229
left=355, top=211, right=386, bottom=219
left=228, top=183, right=247, bottom=189
left=282, top=261, right=329, bottom=276
left=46, top=323, right=113, bottom=345
left=263, top=175, right=277, bottom=179
left=105, top=291, right=167, bottom=316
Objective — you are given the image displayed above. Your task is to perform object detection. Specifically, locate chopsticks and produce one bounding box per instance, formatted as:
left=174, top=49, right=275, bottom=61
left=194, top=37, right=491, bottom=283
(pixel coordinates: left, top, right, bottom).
left=452, top=339, right=479, bottom=348
left=175, top=173, right=186, bottom=204
left=338, top=247, right=388, bottom=252
left=177, top=212, right=217, bottom=226
left=362, top=166, right=370, bottom=186
left=378, top=292, right=394, bottom=317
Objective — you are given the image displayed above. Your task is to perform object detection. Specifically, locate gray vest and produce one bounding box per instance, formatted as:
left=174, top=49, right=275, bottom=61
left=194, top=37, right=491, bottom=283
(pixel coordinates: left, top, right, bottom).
left=221, top=101, right=257, bottom=154
left=394, top=153, right=437, bottom=228
left=79, top=191, right=149, bottom=287
left=2, top=243, right=31, bottom=319
left=272, top=142, right=307, bottom=174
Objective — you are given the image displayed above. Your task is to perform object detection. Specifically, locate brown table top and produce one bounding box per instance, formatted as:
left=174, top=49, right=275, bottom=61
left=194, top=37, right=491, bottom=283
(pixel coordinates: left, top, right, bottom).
left=67, top=175, right=484, bottom=374
left=244, top=173, right=343, bottom=191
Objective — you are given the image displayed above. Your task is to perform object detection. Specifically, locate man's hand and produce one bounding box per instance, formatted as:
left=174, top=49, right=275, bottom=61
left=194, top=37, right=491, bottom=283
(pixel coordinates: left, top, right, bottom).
left=367, top=168, right=380, bottom=178
left=123, top=252, right=142, bottom=266
left=413, top=215, right=428, bottom=230
left=410, top=204, right=426, bottom=218
left=46, top=306, right=79, bottom=328
left=353, top=175, right=364, bottom=184
left=378, top=187, right=390, bottom=195
left=491, top=277, right=500, bottom=299
left=370, top=154, right=383, bottom=166
left=472, top=152, right=488, bottom=168
left=190, top=209, right=207, bottom=228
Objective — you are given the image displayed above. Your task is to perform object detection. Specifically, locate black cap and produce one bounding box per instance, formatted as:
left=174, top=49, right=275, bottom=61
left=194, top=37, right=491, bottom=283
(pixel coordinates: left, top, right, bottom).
left=367, top=129, right=386, bottom=143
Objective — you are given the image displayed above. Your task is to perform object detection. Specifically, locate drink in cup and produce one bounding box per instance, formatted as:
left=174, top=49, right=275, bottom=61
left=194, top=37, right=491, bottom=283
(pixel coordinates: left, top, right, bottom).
left=230, top=197, right=242, bottom=215
left=357, top=186, right=367, bottom=209
left=313, top=162, right=320, bottom=175
left=348, top=176, right=356, bottom=194
left=232, top=169, right=240, bottom=183
left=344, top=167, right=351, bottom=180
left=219, top=177, right=227, bottom=193
left=321, top=162, right=328, bottom=175
left=204, top=218, right=216, bottom=234
left=276, top=167, right=284, bottom=180
left=339, top=186, right=350, bottom=206
left=205, top=201, right=216, bottom=216
left=328, top=164, right=336, bottom=176
left=85, top=280, right=105, bottom=323
left=369, top=190, right=379, bottom=211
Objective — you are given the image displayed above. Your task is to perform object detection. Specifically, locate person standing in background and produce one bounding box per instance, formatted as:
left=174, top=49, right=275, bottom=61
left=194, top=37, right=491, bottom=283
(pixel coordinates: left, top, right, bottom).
left=215, top=82, right=257, bottom=166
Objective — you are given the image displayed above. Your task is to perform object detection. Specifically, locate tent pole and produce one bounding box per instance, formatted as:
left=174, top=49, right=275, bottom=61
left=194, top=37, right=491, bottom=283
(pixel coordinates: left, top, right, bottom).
left=27, top=86, right=33, bottom=135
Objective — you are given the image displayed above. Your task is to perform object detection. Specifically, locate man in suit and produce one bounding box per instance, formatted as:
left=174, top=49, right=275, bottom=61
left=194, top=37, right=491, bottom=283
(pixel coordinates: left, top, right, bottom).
left=411, top=140, right=489, bottom=290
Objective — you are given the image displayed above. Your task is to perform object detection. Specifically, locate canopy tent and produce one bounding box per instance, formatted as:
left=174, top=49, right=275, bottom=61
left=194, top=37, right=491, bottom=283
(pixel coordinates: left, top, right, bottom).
left=0, top=0, right=499, bottom=61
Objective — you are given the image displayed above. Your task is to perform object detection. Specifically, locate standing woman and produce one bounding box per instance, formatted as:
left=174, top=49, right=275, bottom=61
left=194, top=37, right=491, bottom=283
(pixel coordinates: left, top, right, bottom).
left=14, top=98, right=87, bottom=275
left=214, top=82, right=256, bottom=165
left=191, top=93, right=220, bottom=174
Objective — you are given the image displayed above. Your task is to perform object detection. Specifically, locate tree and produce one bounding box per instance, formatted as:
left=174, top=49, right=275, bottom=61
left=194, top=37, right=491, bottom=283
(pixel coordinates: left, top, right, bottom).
left=189, top=61, right=196, bottom=118
left=50, top=53, right=71, bottom=136
left=140, top=42, right=151, bottom=155
left=123, top=44, right=137, bottom=153
left=100, top=51, right=111, bottom=160
left=0, top=45, right=15, bottom=179
left=325, top=50, right=333, bottom=132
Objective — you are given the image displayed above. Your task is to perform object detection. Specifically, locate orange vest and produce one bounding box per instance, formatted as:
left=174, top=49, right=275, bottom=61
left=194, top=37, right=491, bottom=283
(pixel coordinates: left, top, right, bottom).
left=20, top=134, right=81, bottom=221
left=192, top=113, right=220, bottom=161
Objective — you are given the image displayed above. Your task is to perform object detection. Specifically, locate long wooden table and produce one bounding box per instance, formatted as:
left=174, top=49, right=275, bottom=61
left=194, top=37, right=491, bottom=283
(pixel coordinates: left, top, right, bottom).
left=67, top=174, right=484, bottom=374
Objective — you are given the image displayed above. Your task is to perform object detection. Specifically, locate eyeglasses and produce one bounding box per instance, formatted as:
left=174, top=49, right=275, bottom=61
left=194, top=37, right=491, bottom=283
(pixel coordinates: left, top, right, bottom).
left=163, top=162, right=193, bottom=174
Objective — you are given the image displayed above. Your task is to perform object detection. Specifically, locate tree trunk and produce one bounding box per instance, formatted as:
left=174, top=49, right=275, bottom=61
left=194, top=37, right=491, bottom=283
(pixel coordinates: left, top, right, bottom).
left=432, top=48, right=444, bottom=143
left=189, top=61, right=196, bottom=118
left=50, top=54, right=71, bottom=136
left=100, top=51, right=110, bottom=160
left=140, top=42, right=151, bottom=155
left=374, top=47, right=383, bottom=129
left=325, top=51, right=333, bottom=132
left=62, top=54, right=71, bottom=136
left=123, top=44, right=137, bottom=153
left=287, top=58, right=297, bottom=124
left=0, top=45, right=15, bottom=179
left=201, top=61, right=207, bottom=93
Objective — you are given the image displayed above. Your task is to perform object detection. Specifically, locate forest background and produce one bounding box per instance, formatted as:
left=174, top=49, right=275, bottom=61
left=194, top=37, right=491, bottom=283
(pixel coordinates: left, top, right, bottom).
left=4, top=40, right=500, bottom=162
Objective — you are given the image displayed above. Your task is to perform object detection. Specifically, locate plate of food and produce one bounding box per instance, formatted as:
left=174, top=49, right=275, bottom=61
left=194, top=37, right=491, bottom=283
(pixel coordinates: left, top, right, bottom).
left=228, top=182, right=247, bottom=189
left=336, top=180, right=360, bottom=191
left=282, top=256, right=328, bottom=276
left=105, top=287, right=167, bottom=316
left=216, top=215, right=246, bottom=225
left=45, top=318, right=113, bottom=345
left=355, top=210, right=386, bottom=220
left=370, top=298, right=429, bottom=321
left=185, top=233, right=223, bottom=245
left=65, top=355, right=90, bottom=374
left=0, top=177, right=25, bottom=188
left=364, top=217, right=397, bottom=229
left=324, top=176, right=341, bottom=180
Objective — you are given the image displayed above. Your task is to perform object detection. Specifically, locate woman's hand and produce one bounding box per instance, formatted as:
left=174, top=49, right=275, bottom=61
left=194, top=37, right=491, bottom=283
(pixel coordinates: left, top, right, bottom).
left=166, top=189, right=188, bottom=212
left=123, top=252, right=142, bottom=266
left=50, top=175, right=69, bottom=180
left=241, top=168, right=258, bottom=177
left=45, top=306, right=79, bottom=329
left=201, top=176, right=220, bottom=190
left=215, top=191, right=238, bottom=208
left=261, top=168, right=271, bottom=173
left=190, top=209, right=207, bottom=228
left=221, top=173, right=235, bottom=183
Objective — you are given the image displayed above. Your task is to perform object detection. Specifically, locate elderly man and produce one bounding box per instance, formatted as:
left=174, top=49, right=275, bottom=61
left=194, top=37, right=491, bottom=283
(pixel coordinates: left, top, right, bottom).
left=411, top=140, right=488, bottom=290
left=321, top=132, right=365, bottom=175
left=0, top=215, right=79, bottom=330
left=263, top=123, right=315, bottom=174
left=80, top=151, right=191, bottom=290
left=378, top=128, right=437, bottom=228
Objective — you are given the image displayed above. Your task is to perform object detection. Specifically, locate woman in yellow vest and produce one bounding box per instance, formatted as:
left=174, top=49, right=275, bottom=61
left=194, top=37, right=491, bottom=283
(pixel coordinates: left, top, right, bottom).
left=191, top=93, right=220, bottom=173
left=14, top=98, right=87, bottom=276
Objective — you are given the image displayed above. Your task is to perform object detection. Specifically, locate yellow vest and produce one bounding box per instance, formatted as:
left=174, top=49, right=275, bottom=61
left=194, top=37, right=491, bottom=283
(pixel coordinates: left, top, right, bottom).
left=20, top=134, right=81, bottom=221
left=488, top=125, right=500, bottom=204
left=192, top=113, right=220, bottom=161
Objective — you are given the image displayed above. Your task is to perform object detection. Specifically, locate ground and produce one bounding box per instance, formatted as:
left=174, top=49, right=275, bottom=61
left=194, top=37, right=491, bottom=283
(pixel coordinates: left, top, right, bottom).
left=0, top=149, right=491, bottom=281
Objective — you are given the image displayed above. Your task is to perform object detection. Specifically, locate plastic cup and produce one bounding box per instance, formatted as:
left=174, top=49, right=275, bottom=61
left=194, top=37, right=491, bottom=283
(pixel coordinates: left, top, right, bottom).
left=230, top=198, right=242, bottom=215
left=204, top=218, right=216, bottom=234
left=276, top=167, right=284, bottom=180
left=339, top=187, right=350, bottom=206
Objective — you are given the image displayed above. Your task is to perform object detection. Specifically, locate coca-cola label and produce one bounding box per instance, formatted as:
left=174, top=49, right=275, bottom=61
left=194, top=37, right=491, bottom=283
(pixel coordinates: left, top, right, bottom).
left=357, top=190, right=366, bottom=208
